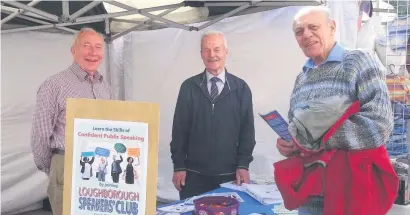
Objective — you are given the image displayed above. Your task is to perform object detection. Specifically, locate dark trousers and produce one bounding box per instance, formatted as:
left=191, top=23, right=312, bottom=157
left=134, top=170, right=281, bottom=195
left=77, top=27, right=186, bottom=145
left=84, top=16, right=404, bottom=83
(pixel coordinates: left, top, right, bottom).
left=112, top=173, right=120, bottom=183
left=179, top=171, right=236, bottom=200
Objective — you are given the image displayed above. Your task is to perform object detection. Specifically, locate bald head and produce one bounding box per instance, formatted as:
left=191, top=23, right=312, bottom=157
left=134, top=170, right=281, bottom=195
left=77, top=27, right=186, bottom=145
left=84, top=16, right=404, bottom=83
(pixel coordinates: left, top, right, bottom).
left=71, top=27, right=103, bottom=48
left=293, top=6, right=331, bottom=26
left=292, top=6, right=336, bottom=65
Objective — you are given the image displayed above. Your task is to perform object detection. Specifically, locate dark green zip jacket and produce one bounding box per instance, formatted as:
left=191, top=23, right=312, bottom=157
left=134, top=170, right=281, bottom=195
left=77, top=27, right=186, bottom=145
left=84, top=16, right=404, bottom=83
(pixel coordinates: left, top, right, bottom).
left=170, top=70, right=256, bottom=176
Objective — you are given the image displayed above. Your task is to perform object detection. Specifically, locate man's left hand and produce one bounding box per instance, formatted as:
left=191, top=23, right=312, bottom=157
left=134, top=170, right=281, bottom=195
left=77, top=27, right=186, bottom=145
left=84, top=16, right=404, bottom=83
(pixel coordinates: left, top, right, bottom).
left=236, top=168, right=250, bottom=185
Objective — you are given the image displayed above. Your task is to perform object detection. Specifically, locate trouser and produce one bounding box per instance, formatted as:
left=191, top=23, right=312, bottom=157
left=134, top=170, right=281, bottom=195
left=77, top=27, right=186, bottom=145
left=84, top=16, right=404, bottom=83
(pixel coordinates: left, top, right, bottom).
left=298, top=197, right=324, bottom=215
left=179, top=171, right=236, bottom=200
left=98, top=171, right=106, bottom=181
left=298, top=208, right=324, bottom=215
left=47, top=154, right=65, bottom=215
left=112, top=173, right=120, bottom=183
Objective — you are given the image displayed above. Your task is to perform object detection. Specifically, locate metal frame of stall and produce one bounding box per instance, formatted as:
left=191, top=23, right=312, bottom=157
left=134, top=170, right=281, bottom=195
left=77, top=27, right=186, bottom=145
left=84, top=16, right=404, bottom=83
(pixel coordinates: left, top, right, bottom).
left=1, top=0, right=325, bottom=41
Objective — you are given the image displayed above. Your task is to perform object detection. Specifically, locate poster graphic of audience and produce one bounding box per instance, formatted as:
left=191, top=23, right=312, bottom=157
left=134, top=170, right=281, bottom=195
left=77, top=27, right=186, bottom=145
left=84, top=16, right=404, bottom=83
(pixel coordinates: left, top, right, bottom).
left=79, top=141, right=141, bottom=185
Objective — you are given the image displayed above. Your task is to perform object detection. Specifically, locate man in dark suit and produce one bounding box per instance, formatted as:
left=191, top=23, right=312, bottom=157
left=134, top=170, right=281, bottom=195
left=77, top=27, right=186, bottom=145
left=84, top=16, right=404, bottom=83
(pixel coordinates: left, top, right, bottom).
left=170, top=30, right=256, bottom=200
left=111, top=154, right=123, bottom=183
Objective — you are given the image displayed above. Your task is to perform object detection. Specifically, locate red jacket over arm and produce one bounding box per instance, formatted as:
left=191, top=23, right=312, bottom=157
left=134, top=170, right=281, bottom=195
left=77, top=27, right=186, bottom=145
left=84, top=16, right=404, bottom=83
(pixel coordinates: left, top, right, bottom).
left=274, top=99, right=398, bottom=215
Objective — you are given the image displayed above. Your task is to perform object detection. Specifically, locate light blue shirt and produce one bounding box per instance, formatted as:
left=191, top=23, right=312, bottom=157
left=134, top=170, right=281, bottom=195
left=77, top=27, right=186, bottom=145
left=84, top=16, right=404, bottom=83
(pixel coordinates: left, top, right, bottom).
left=303, top=42, right=345, bottom=72
left=206, top=69, right=226, bottom=95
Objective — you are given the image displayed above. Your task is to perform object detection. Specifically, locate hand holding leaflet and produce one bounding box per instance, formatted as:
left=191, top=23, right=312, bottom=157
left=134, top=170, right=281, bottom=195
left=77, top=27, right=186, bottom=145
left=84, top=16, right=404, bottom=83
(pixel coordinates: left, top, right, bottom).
left=259, top=110, right=292, bottom=142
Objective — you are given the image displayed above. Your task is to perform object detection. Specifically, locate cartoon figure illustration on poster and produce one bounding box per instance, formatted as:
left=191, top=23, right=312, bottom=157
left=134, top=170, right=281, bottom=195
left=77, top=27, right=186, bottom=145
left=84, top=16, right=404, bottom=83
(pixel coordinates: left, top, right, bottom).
left=71, top=118, right=148, bottom=215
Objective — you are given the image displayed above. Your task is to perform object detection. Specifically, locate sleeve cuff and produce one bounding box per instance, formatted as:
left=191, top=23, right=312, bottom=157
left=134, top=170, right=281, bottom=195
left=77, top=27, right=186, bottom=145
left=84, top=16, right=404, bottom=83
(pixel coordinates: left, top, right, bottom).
left=236, top=159, right=250, bottom=170
left=173, top=162, right=186, bottom=172
left=237, top=166, right=249, bottom=170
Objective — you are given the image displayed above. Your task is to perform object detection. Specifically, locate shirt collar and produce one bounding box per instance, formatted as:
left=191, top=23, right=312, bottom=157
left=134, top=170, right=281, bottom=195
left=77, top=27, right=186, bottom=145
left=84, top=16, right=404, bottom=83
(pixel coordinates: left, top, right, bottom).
left=206, top=68, right=226, bottom=83
left=70, top=62, right=103, bottom=83
left=303, top=42, right=344, bottom=70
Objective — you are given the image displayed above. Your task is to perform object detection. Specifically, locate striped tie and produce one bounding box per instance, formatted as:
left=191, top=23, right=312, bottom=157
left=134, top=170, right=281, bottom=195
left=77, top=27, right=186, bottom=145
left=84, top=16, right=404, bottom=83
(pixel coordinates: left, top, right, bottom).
left=210, top=77, right=220, bottom=100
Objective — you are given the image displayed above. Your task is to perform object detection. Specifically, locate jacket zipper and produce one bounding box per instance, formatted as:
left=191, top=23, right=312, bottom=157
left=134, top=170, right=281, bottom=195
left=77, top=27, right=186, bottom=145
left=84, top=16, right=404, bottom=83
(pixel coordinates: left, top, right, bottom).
left=211, top=102, right=215, bottom=174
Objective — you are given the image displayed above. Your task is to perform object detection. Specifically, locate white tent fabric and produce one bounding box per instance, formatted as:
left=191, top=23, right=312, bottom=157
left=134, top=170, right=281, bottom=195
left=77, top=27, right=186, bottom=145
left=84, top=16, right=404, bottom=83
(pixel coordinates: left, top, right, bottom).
left=1, top=32, right=73, bottom=214
left=1, top=4, right=375, bottom=214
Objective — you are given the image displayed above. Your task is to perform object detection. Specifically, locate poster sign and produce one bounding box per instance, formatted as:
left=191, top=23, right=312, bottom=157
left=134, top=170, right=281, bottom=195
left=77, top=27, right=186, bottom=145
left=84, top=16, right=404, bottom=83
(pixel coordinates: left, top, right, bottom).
left=71, top=118, right=148, bottom=215
left=128, top=148, right=140, bottom=157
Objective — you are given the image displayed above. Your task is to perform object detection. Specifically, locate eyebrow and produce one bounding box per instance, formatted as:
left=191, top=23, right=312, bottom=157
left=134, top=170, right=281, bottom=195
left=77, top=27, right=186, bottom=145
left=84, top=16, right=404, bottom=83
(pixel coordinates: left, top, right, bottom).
left=83, top=42, right=103, bottom=46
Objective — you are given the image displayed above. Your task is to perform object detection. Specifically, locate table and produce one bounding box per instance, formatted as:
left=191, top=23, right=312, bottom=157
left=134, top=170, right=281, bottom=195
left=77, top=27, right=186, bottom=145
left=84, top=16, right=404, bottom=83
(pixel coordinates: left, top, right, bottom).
left=157, top=187, right=281, bottom=215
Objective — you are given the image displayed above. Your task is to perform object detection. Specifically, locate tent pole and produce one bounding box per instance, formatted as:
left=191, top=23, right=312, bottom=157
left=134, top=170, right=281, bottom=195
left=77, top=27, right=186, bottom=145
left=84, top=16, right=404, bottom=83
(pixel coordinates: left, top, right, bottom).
left=1, top=10, right=77, bottom=34
left=68, top=1, right=102, bottom=21
left=111, top=18, right=142, bottom=24
left=1, top=5, right=52, bottom=21
left=1, top=19, right=101, bottom=34
left=197, top=0, right=262, bottom=31
left=62, top=0, right=69, bottom=21
left=4, top=1, right=60, bottom=22
left=139, top=3, right=185, bottom=13
left=105, top=18, right=111, bottom=36
left=204, top=1, right=321, bottom=7
left=103, top=1, right=184, bottom=13
left=75, top=10, right=140, bottom=22
left=111, top=7, right=179, bottom=41
left=139, top=10, right=194, bottom=31
left=104, top=18, right=113, bottom=95
left=1, top=0, right=42, bottom=25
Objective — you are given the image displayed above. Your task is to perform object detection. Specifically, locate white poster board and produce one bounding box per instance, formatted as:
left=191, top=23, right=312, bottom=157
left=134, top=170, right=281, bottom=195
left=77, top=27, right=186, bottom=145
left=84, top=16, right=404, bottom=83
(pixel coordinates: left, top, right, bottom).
left=63, top=99, right=160, bottom=215
left=70, top=119, right=148, bottom=215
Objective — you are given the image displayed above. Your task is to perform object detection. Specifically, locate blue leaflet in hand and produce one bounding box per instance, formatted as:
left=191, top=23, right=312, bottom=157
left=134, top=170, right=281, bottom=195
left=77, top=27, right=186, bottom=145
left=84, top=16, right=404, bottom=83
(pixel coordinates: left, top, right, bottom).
left=259, top=110, right=292, bottom=142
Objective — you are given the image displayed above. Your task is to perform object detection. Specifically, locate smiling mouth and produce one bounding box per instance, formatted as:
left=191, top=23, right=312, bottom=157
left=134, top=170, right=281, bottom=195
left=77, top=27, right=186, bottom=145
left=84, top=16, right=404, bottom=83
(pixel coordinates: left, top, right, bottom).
left=85, top=59, right=98, bottom=63
left=305, top=41, right=317, bottom=47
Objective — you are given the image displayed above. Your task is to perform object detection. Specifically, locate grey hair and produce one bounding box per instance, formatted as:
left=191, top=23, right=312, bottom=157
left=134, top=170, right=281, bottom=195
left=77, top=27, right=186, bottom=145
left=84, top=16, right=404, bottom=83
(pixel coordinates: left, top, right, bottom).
left=293, top=6, right=331, bottom=22
left=71, top=27, right=103, bottom=47
left=201, top=30, right=228, bottom=49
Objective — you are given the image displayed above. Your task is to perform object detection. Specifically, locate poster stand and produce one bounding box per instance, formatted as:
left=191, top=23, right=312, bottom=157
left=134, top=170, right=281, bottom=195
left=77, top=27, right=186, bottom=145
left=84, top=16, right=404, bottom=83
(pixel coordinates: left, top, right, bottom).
left=62, top=98, right=160, bottom=215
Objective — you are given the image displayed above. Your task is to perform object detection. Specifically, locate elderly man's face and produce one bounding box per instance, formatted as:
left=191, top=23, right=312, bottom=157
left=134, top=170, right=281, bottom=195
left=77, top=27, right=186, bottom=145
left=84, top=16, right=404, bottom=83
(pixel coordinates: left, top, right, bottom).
left=293, top=12, right=335, bottom=62
left=71, top=31, right=104, bottom=73
left=200, top=34, right=227, bottom=74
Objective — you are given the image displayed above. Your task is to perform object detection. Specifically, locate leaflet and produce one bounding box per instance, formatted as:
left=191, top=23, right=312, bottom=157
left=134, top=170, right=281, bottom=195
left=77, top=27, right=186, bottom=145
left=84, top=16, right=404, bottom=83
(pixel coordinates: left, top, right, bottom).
left=259, top=110, right=292, bottom=142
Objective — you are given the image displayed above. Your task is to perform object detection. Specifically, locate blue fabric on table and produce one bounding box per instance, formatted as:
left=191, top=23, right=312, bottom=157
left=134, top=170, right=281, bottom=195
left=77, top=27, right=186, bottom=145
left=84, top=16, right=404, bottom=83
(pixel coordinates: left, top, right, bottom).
left=157, top=187, right=282, bottom=215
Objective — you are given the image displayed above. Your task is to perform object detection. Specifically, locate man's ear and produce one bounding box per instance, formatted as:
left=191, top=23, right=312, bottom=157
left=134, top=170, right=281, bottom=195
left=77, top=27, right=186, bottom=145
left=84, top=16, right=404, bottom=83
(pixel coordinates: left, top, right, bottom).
left=71, top=46, right=75, bottom=55
left=330, top=20, right=336, bottom=35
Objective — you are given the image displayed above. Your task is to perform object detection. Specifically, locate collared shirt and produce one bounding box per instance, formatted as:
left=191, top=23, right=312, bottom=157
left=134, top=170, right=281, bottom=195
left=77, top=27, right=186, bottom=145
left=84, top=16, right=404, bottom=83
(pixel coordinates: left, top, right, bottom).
left=303, top=42, right=345, bottom=72
left=31, top=62, right=112, bottom=174
left=206, top=69, right=226, bottom=95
